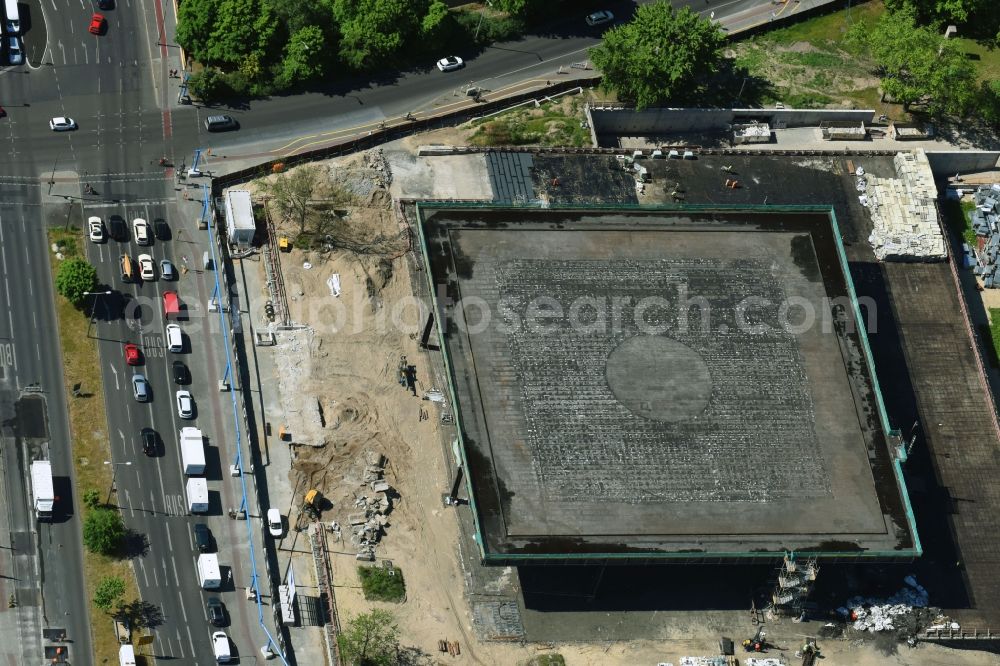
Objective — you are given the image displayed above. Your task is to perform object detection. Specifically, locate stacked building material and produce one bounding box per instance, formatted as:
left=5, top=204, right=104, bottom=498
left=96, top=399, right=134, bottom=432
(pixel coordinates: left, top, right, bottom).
left=970, top=184, right=1000, bottom=287
left=866, top=150, right=947, bottom=261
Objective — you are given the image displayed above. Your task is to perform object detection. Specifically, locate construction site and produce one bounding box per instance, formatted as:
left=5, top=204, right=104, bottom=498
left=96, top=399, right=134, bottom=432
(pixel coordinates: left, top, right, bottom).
left=212, top=121, right=1000, bottom=664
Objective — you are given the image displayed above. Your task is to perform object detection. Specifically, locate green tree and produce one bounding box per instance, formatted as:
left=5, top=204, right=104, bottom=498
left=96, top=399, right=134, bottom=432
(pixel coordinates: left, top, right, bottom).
left=589, top=2, right=726, bottom=110
left=278, top=26, right=328, bottom=86
left=82, top=488, right=101, bottom=509
left=175, top=0, right=217, bottom=62
left=55, top=258, right=97, bottom=309
left=421, top=0, right=449, bottom=36
left=83, top=508, right=126, bottom=556
left=333, top=0, right=429, bottom=70
left=337, top=609, right=400, bottom=666
left=848, top=6, right=978, bottom=116
left=93, top=576, right=126, bottom=614
left=187, top=67, right=231, bottom=102
left=884, top=0, right=1000, bottom=35
left=204, top=0, right=279, bottom=65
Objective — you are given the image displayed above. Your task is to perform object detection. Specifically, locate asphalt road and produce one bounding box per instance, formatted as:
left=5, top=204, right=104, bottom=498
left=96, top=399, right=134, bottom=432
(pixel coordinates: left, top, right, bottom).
left=0, top=195, right=93, bottom=663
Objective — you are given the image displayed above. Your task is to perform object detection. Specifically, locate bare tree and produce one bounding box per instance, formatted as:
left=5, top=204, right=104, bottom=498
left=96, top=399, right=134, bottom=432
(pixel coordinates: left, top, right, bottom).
left=258, top=165, right=327, bottom=233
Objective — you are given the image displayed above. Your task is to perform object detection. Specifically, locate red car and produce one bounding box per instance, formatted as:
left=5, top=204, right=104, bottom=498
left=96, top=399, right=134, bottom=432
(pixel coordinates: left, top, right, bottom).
left=89, top=13, right=105, bottom=35
left=124, top=343, right=141, bottom=366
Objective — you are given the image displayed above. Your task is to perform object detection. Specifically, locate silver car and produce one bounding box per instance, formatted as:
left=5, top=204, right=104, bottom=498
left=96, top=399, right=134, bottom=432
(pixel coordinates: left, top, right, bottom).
left=160, top=259, right=176, bottom=281
left=131, top=374, right=149, bottom=402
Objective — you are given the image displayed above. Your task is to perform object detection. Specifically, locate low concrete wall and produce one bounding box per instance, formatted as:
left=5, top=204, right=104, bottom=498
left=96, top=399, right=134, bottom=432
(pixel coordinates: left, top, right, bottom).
left=590, top=107, right=876, bottom=137
left=925, top=151, right=1000, bottom=177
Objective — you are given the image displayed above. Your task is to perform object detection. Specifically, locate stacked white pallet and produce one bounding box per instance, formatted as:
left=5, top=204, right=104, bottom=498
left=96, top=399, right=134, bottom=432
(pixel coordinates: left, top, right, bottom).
left=866, top=149, right=946, bottom=261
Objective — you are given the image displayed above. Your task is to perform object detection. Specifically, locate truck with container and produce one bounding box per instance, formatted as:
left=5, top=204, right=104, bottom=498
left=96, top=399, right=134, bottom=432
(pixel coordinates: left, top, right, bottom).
left=180, top=427, right=205, bottom=475
left=30, top=460, right=54, bottom=520
left=186, top=477, right=209, bottom=514
left=198, top=553, right=222, bottom=589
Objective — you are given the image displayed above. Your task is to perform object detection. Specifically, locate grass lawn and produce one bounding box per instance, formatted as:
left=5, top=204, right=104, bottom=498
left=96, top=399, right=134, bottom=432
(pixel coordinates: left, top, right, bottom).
left=358, top=565, right=406, bottom=602
left=729, top=1, right=1000, bottom=117
left=49, top=227, right=143, bottom=664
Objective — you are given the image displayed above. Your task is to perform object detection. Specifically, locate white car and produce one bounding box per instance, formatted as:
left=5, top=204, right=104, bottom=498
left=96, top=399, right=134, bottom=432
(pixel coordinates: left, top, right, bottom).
left=266, top=508, right=283, bottom=537
left=166, top=323, right=183, bottom=352
left=132, top=218, right=150, bottom=245
left=137, top=254, right=155, bottom=281
left=212, top=631, right=231, bottom=663
left=49, top=117, right=78, bottom=131
left=175, top=390, right=193, bottom=419
left=585, top=10, right=614, bottom=26
left=88, top=216, right=105, bottom=243
left=436, top=56, right=464, bottom=72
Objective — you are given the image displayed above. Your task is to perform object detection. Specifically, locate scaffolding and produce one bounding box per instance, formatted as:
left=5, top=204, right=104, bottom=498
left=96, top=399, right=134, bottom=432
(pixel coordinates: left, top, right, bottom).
left=770, top=555, right=819, bottom=617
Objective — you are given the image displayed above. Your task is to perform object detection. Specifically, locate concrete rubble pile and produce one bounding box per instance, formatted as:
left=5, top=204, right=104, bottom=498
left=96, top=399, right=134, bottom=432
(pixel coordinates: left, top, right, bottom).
left=364, top=148, right=393, bottom=189
left=349, top=450, right=394, bottom=560
left=968, top=184, right=1000, bottom=287
left=837, top=575, right=957, bottom=634
left=865, top=150, right=947, bottom=261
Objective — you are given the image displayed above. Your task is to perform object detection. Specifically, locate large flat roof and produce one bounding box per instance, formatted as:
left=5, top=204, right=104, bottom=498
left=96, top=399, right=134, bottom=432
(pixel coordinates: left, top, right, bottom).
left=418, top=204, right=916, bottom=563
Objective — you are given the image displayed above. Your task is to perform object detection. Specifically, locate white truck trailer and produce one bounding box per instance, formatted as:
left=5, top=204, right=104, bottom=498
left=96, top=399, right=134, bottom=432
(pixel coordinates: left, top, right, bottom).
left=198, top=553, right=222, bottom=589
left=180, top=427, right=206, bottom=475
left=186, top=477, right=209, bottom=514
left=30, top=460, right=54, bottom=520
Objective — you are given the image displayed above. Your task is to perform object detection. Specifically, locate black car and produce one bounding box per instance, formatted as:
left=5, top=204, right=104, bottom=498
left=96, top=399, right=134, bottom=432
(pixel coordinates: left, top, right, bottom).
left=109, top=216, right=127, bottom=242
left=206, top=597, right=227, bottom=627
left=193, top=523, right=213, bottom=553
left=172, top=360, right=189, bottom=384
left=96, top=0, right=114, bottom=8
left=140, top=427, right=157, bottom=456
left=154, top=218, right=171, bottom=241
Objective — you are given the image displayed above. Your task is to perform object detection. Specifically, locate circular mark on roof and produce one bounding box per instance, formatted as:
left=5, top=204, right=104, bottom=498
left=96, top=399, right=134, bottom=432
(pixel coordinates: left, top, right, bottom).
left=605, top=336, right=711, bottom=423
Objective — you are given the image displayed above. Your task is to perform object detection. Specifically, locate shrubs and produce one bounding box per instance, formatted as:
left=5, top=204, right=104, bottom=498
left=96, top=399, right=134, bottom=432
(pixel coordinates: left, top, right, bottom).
left=358, top=565, right=406, bottom=602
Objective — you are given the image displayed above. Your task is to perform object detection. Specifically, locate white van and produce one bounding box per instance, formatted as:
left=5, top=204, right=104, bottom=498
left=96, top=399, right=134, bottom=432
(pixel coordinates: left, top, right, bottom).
left=166, top=323, right=183, bottom=352
left=4, top=0, right=19, bottom=34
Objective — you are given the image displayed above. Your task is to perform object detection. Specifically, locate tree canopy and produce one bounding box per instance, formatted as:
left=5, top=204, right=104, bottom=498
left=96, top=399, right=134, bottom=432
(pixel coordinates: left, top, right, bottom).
left=83, top=507, right=126, bottom=556
left=883, top=0, right=1000, bottom=37
left=337, top=609, right=400, bottom=666
left=848, top=5, right=978, bottom=116
left=55, top=258, right=98, bottom=309
left=589, top=2, right=726, bottom=110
